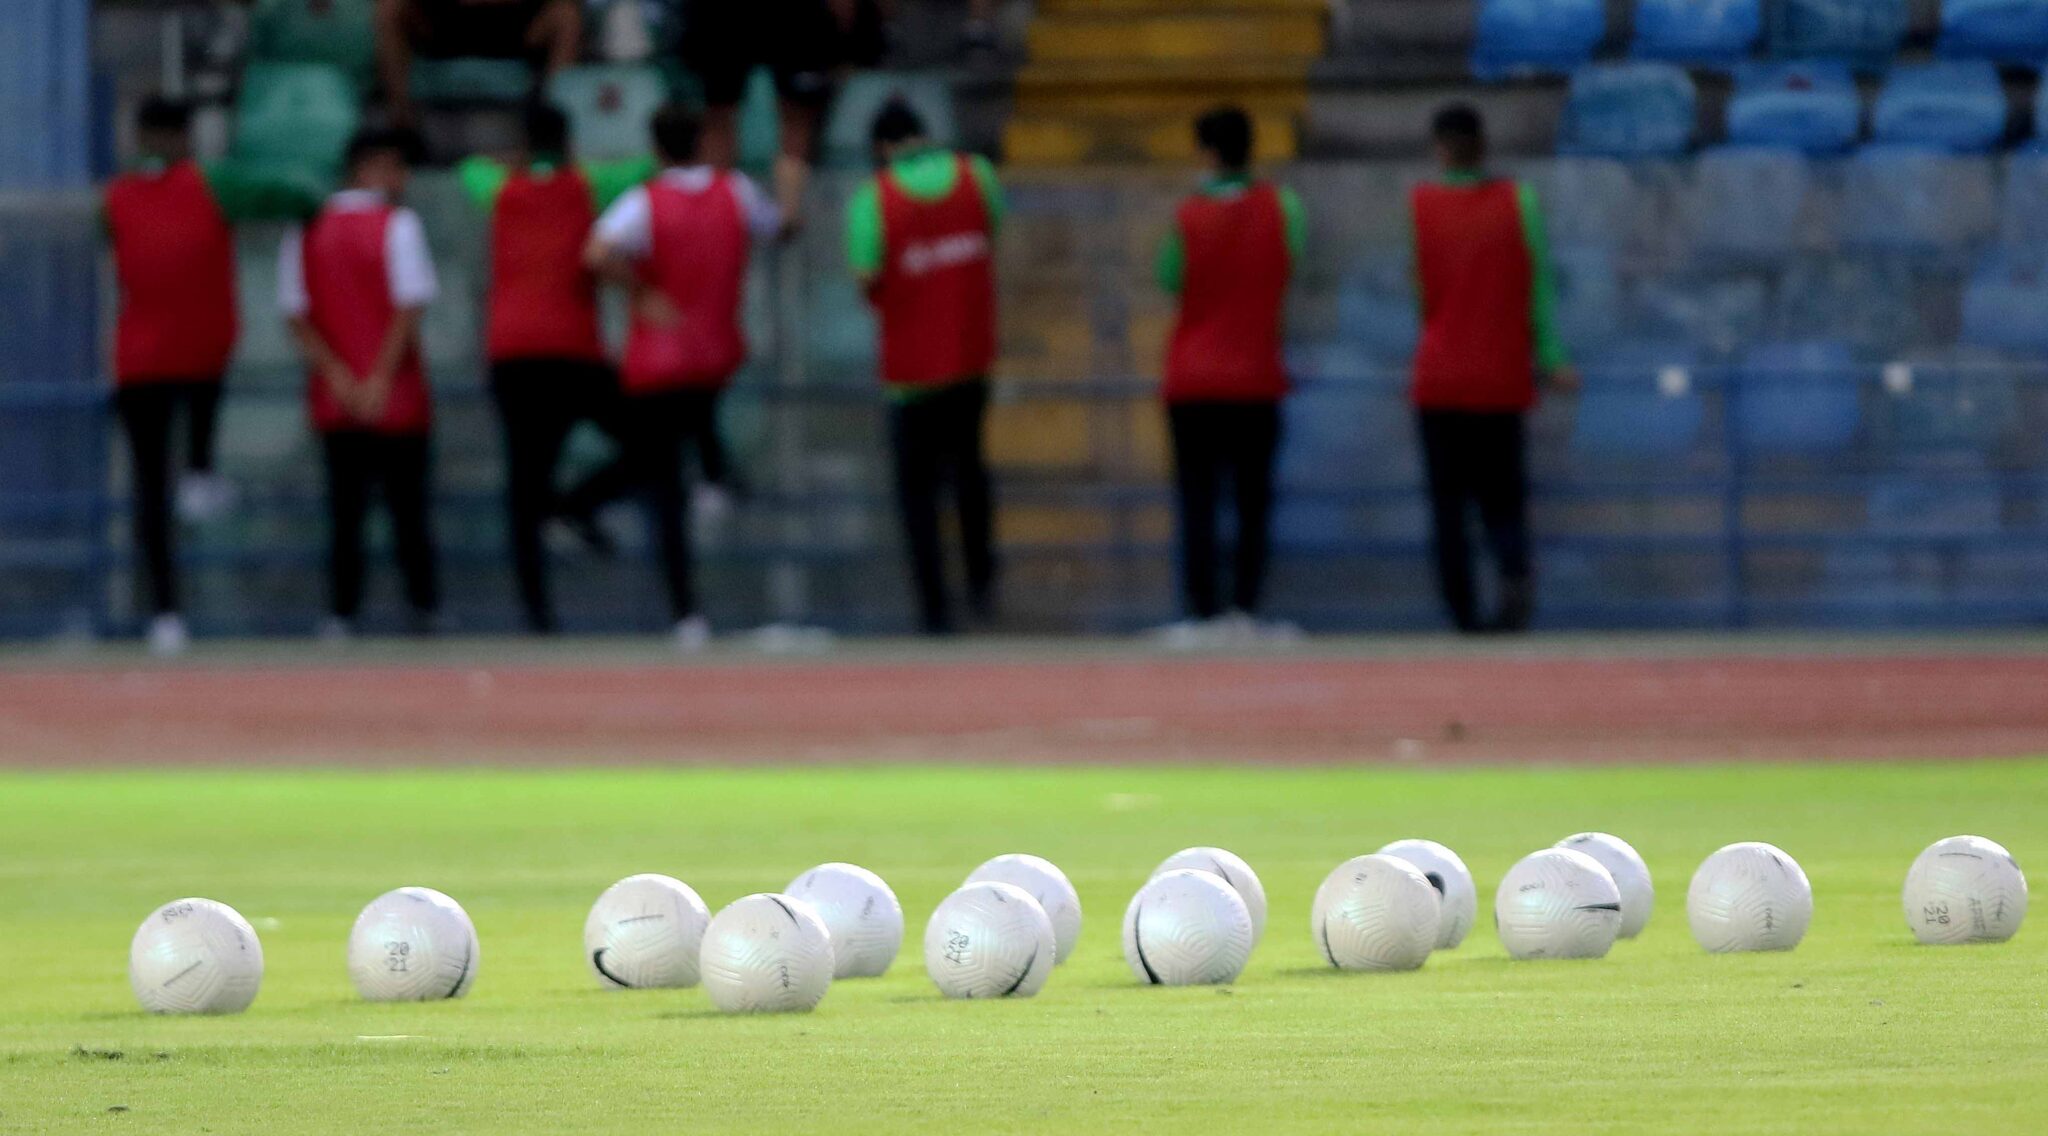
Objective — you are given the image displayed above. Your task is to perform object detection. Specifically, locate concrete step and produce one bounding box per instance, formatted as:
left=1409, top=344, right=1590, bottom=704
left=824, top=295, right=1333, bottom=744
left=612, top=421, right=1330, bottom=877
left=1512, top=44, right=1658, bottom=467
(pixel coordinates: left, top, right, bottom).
left=1006, top=110, right=1299, bottom=165
left=1014, top=60, right=1308, bottom=117
left=1027, top=10, right=1326, bottom=64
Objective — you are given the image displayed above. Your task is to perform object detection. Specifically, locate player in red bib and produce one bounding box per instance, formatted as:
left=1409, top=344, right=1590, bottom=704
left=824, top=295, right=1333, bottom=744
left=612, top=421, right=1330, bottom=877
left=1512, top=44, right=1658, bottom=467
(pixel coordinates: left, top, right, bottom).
left=459, top=104, right=652, bottom=634
left=102, top=97, right=316, bottom=655
left=1155, top=106, right=1305, bottom=646
left=280, top=129, right=442, bottom=639
left=1410, top=105, right=1576, bottom=633
left=583, top=105, right=780, bottom=651
left=846, top=100, right=1006, bottom=635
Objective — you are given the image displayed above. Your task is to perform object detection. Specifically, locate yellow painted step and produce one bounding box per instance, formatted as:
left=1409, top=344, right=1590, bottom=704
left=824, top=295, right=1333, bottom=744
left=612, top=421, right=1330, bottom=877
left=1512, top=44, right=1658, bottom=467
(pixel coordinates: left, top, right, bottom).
left=1013, top=61, right=1309, bottom=116
left=1005, top=112, right=1299, bottom=166
left=1027, top=11, right=1325, bottom=63
left=1037, top=0, right=1323, bottom=12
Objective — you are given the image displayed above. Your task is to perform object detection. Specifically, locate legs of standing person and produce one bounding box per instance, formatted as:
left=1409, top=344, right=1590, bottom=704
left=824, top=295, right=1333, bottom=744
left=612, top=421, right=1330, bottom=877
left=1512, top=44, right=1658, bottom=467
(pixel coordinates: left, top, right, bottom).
left=528, top=0, right=583, bottom=83
left=1470, top=412, right=1533, bottom=631
left=1417, top=410, right=1482, bottom=632
left=945, top=381, right=997, bottom=619
left=1168, top=403, right=1225, bottom=621
left=115, top=386, right=179, bottom=619
left=183, top=381, right=222, bottom=475
left=889, top=393, right=951, bottom=634
left=322, top=432, right=375, bottom=624
left=1229, top=402, right=1282, bottom=616
left=622, top=392, right=697, bottom=624
left=491, top=362, right=574, bottom=633
left=380, top=434, right=441, bottom=625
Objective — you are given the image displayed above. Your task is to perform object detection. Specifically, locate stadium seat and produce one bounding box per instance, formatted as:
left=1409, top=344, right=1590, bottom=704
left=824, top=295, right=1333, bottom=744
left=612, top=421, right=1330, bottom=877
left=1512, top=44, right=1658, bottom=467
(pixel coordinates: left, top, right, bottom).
left=1774, top=256, right=1932, bottom=357
left=1723, top=62, right=1862, bottom=153
left=1841, top=148, right=1997, bottom=260
left=1766, top=0, right=1908, bottom=62
left=1736, top=341, right=1862, bottom=453
left=411, top=58, right=533, bottom=104
left=1999, top=150, right=2048, bottom=248
left=1550, top=244, right=1622, bottom=353
left=1334, top=259, right=1421, bottom=361
left=248, top=0, right=376, bottom=78
left=1569, top=342, right=1706, bottom=460
left=1632, top=0, right=1762, bottom=65
left=230, top=62, right=361, bottom=191
left=823, top=73, right=959, bottom=168
left=1471, top=0, right=1606, bottom=78
left=1870, top=62, right=2009, bottom=152
left=1961, top=250, right=2048, bottom=353
left=1687, top=146, right=1814, bottom=263
left=737, top=68, right=781, bottom=174
left=1535, top=158, right=1642, bottom=248
left=1872, top=348, right=2020, bottom=453
left=1559, top=64, right=1697, bottom=158
left=1940, top=0, right=2048, bottom=63
left=547, top=65, right=665, bottom=161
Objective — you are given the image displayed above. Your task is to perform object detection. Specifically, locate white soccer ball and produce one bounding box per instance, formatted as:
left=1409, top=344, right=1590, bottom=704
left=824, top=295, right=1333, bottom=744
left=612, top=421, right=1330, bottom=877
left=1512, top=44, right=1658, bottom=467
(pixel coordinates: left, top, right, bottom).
left=1687, top=842, right=1813, bottom=953
left=924, top=882, right=1057, bottom=999
left=348, top=887, right=480, bottom=1002
left=1312, top=854, right=1440, bottom=972
left=788, top=862, right=904, bottom=978
left=1557, top=832, right=1654, bottom=939
left=1378, top=838, right=1477, bottom=949
left=1123, top=868, right=1256, bottom=986
left=1902, top=835, right=2028, bottom=945
left=698, top=893, right=834, bottom=1013
left=1152, top=847, right=1267, bottom=945
left=965, top=853, right=1082, bottom=965
left=129, top=898, right=263, bottom=1015
left=584, top=874, right=711, bottom=989
left=1494, top=848, right=1623, bottom=960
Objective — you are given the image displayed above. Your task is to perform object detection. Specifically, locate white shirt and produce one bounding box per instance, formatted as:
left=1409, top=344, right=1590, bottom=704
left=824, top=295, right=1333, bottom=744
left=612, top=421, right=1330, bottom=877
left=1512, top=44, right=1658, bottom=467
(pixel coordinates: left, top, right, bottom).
left=591, top=166, right=781, bottom=258
left=277, top=189, right=439, bottom=317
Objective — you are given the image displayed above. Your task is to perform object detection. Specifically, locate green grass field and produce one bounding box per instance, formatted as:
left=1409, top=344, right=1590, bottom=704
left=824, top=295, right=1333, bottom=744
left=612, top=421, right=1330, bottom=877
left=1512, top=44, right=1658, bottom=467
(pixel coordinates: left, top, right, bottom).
left=2, top=761, right=2044, bottom=1134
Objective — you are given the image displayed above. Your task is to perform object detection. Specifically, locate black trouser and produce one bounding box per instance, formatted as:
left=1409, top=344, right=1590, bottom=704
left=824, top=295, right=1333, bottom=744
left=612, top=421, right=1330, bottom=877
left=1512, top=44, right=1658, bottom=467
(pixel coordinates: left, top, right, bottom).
left=888, top=380, right=995, bottom=634
left=490, top=358, right=615, bottom=633
left=559, top=392, right=735, bottom=519
left=1168, top=400, right=1282, bottom=620
left=322, top=431, right=439, bottom=621
left=559, top=387, right=719, bottom=623
left=114, top=379, right=223, bottom=617
left=1416, top=410, right=1531, bottom=632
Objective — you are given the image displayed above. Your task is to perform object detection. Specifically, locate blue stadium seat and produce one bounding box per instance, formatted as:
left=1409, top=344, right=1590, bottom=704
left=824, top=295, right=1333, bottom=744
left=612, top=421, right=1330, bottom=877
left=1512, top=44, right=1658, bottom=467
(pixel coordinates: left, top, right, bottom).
left=1841, top=148, right=1998, bottom=260
left=1570, top=341, right=1706, bottom=460
left=1999, top=150, right=2048, bottom=248
left=1736, top=341, right=1862, bottom=452
left=1961, top=250, right=2048, bottom=353
left=1767, top=0, right=1908, bottom=62
left=1559, top=64, right=1697, bottom=158
left=1632, top=0, right=1762, bottom=65
left=1870, top=62, right=2009, bottom=152
left=547, top=65, right=665, bottom=161
left=1687, top=146, right=1813, bottom=263
left=1940, top=0, right=2048, bottom=63
left=823, top=73, right=958, bottom=168
left=1532, top=158, right=1641, bottom=248
left=1335, top=260, right=1420, bottom=361
left=1550, top=244, right=1621, bottom=353
left=1723, top=62, right=1861, bottom=153
left=1774, top=256, right=1932, bottom=356
left=1873, top=348, right=2020, bottom=452
left=1472, top=0, right=1606, bottom=78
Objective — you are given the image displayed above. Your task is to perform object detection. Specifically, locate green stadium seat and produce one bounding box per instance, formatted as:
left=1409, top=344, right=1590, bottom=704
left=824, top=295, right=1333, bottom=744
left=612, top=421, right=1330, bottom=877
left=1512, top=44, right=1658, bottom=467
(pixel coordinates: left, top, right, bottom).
left=822, top=72, right=958, bottom=168
left=247, top=0, right=377, bottom=79
left=230, top=62, right=361, bottom=194
left=547, top=65, right=665, bottom=160
left=411, top=57, right=533, bottom=104
left=737, top=68, right=781, bottom=173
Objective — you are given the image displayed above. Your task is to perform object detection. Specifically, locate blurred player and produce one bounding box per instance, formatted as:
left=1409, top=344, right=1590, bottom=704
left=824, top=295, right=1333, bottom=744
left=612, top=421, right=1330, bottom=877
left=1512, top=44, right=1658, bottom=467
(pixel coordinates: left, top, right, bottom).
left=102, top=97, right=319, bottom=656
left=459, top=103, right=651, bottom=634
left=1409, top=104, right=1575, bottom=633
left=1154, top=106, right=1304, bottom=646
left=582, top=105, right=780, bottom=650
left=280, top=128, right=442, bottom=639
left=847, top=100, right=1005, bottom=635
left=376, top=0, right=582, bottom=127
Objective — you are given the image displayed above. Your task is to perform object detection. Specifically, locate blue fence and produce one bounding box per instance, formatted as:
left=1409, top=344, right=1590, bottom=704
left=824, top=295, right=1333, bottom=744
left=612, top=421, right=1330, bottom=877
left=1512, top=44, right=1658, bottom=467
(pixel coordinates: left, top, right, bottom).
left=7, top=159, right=2048, bottom=638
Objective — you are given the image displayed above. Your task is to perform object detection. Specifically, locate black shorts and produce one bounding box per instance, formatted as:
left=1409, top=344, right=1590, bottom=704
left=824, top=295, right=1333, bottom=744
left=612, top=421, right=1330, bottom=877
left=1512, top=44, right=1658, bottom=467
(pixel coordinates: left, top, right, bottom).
left=681, top=0, right=875, bottom=108
left=410, top=0, right=552, bottom=61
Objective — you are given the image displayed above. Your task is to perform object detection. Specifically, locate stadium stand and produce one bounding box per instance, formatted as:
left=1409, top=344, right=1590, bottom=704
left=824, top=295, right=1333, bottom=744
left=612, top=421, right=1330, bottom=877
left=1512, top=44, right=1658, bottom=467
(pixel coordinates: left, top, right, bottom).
left=228, top=62, right=361, bottom=192
left=1558, top=62, right=1698, bottom=156
left=247, top=0, right=377, bottom=80
left=1939, top=0, right=2048, bottom=62
left=1723, top=61, right=1863, bottom=152
left=1766, top=0, right=1910, bottom=63
left=1470, top=0, right=1608, bottom=78
left=1869, top=61, right=2010, bottom=152
left=1632, top=0, right=1764, bottom=66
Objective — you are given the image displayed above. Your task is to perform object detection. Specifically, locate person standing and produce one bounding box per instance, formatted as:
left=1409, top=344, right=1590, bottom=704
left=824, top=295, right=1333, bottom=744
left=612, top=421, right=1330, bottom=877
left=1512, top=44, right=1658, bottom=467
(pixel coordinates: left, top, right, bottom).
left=459, top=103, right=652, bottom=633
left=280, top=128, right=442, bottom=639
left=582, top=105, right=780, bottom=650
left=1155, top=106, right=1304, bottom=645
left=846, top=100, right=1005, bottom=635
left=102, top=97, right=319, bottom=656
left=1408, top=104, right=1574, bottom=634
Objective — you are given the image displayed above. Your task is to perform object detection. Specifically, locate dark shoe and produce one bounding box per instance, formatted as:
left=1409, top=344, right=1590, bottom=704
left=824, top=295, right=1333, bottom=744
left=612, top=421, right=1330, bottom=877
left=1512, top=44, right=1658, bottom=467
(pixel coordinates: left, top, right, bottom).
left=1494, top=578, right=1535, bottom=633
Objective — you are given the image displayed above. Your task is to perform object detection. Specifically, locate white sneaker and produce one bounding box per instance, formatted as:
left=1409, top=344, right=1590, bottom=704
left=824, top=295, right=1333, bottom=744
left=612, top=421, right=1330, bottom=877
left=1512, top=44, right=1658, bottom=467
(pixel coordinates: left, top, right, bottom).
left=673, top=614, right=711, bottom=654
left=147, top=613, right=189, bottom=657
left=1151, top=619, right=1215, bottom=651
left=692, top=483, right=735, bottom=540
left=1224, top=610, right=1302, bottom=645
left=176, top=473, right=236, bottom=523
left=317, top=616, right=354, bottom=645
